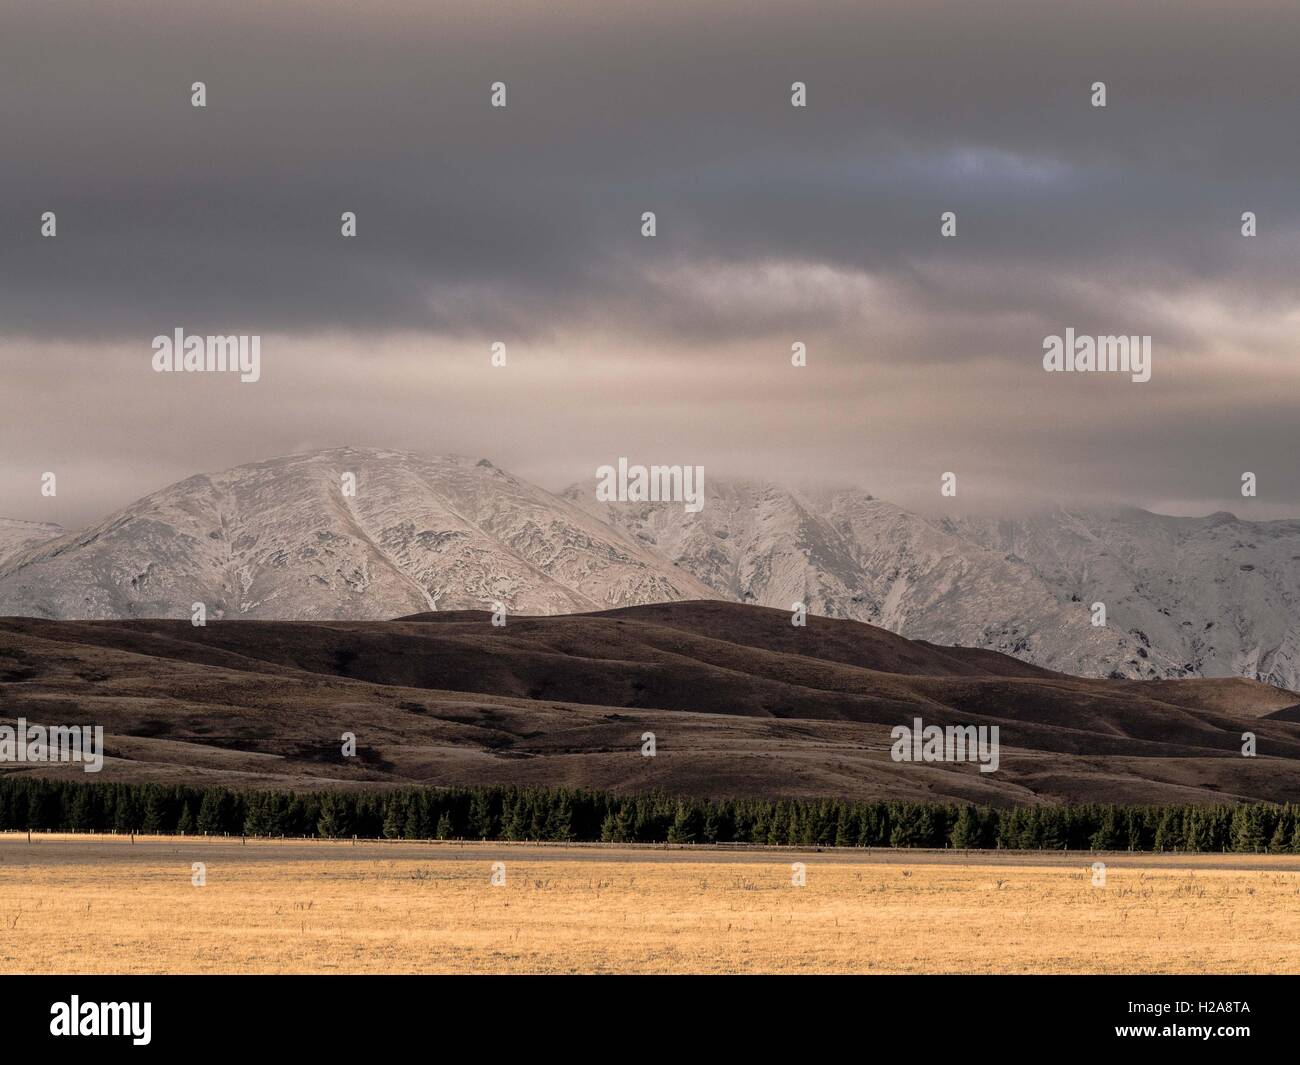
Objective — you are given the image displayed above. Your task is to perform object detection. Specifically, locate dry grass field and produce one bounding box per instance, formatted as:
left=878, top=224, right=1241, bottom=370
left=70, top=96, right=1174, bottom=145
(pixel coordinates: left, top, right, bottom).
left=3, top=834, right=1300, bottom=974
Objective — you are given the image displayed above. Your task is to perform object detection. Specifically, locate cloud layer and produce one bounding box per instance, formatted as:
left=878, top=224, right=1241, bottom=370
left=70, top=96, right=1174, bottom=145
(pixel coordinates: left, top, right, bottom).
left=3, top=0, right=1298, bottom=525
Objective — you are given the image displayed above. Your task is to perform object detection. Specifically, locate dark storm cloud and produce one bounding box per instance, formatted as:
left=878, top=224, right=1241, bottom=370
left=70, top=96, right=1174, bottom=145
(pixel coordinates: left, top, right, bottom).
left=2, top=0, right=1298, bottom=342
left=2, top=0, right=1299, bottom=526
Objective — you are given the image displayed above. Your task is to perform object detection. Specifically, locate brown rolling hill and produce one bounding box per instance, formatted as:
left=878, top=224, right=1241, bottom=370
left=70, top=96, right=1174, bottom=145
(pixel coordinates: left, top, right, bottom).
left=1, top=601, right=1298, bottom=806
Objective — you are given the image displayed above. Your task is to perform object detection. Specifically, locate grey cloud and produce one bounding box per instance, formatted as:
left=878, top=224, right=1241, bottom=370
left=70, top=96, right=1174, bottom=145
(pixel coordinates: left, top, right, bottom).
left=3, top=0, right=1299, bottom=341
left=1, top=0, right=1298, bottom=523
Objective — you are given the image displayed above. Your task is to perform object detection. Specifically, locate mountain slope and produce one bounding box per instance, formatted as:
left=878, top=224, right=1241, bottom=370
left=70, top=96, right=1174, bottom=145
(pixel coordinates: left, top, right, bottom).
left=565, top=480, right=1167, bottom=682
left=0, top=448, right=717, bottom=621
left=950, top=507, right=1300, bottom=693
left=3, top=603, right=1297, bottom=804
left=0, top=518, right=62, bottom=567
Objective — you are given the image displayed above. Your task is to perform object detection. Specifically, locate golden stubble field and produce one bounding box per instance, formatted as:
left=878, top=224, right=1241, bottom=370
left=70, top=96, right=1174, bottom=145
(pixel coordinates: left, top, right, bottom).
left=3, top=834, right=1300, bottom=974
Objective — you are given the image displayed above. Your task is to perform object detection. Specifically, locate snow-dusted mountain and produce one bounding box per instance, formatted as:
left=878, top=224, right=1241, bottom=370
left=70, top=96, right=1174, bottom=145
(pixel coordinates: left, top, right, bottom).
left=0, top=448, right=716, bottom=621
left=0, top=518, right=63, bottom=567
left=563, top=481, right=1161, bottom=681
left=1, top=450, right=1296, bottom=691
left=948, top=507, right=1300, bottom=692
left=568, top=480, right=1300, bottom=690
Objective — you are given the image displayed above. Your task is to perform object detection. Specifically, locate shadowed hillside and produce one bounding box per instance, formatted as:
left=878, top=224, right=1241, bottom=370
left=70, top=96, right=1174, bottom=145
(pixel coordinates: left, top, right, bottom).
left=2, top=602, right=1297, bottom=806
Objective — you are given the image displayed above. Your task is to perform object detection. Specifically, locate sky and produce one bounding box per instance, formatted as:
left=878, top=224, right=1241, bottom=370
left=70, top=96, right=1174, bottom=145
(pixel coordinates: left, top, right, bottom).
left=2, top=0, right=1298, bottom=529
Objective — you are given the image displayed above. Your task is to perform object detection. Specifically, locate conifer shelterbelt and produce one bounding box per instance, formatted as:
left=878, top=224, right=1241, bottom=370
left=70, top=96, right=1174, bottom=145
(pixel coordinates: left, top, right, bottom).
left=3, top=777, right=1299, bottom=853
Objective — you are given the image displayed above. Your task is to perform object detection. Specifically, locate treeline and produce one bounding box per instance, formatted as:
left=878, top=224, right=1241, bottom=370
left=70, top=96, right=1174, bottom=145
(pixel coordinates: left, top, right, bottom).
left=3, top=777, right=1300, bottom=851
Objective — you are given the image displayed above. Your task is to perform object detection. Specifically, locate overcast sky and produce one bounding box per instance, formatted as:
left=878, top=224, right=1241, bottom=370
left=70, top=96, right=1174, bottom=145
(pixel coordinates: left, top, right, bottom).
left=3, top=0, right=1298, bottom=528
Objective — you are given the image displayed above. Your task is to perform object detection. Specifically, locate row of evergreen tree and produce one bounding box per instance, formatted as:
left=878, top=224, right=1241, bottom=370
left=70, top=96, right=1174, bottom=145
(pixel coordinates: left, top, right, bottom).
left=4, top=776, right=1300, bottom=852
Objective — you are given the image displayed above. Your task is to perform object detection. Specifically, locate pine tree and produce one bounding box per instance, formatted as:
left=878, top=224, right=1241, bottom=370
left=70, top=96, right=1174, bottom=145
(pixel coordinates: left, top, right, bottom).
left=547, top=793, right=575, bottom=842
left=1090, top=808, right=1122, bottom=851
left=613, top=803, right=634, bottom=843
left=405, top=792, right=432, bottom=839
left=834, top=806, right=857, bottom=848
left=467, top=791, right=495, bottom=839
left=890, top=804, right=935, bottom=848
left=949, top=805, right=981, bottom=849
left=317, top=793, right=347, bottom=839
left=142, top=787, right=171, bottom=835
left=68, top=787, right=96, bottom=832
left=663, top=801, right=696, bottom=844
left=500, top=796, right=527, bottom=841
left=382, top=795, right=406, bottom=839
left=1038, top=808, right=1067, bottom=850
left=701, top=804, right=721, bottom=844
left=1154, top=808, right=1184, bottom=852
left=1231, top=805, right=1267, bottom=853
left=196, top=791, right=223, bottom=835
left=242, top=793, right=269, bottom=837
left=112, top=788, right=138, bottom=834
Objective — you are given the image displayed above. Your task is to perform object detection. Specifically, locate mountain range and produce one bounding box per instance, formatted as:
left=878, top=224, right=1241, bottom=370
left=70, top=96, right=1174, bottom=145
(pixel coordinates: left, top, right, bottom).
left=2, top=446, right=1297, bottom=692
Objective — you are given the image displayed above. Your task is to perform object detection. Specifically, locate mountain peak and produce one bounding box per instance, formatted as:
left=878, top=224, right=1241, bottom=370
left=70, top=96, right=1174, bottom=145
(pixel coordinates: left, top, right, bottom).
left=0, top=448, right=716, bottom=621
